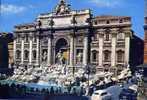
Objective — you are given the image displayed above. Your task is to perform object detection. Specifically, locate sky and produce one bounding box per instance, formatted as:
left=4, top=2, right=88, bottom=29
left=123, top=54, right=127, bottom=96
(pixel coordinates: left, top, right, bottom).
left=0, top=0, right=145, bottom=39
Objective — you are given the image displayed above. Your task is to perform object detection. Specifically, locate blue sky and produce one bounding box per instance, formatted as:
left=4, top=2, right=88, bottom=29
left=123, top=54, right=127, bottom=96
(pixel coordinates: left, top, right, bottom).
left=0, top=0, right=145, bottom=39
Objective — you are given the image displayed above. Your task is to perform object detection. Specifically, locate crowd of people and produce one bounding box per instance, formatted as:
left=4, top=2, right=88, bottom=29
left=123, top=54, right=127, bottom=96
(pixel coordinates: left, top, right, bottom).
left=0, top=64, right=136, bottom=99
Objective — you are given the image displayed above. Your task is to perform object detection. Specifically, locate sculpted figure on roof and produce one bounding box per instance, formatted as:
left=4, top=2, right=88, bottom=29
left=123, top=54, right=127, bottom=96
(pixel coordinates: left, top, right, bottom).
left=55, top=0, right=71, bottom=15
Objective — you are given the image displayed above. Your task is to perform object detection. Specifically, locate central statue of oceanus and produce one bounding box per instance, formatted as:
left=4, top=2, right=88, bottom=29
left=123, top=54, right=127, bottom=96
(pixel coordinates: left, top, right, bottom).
left=56, top=50, right=64, bottom=65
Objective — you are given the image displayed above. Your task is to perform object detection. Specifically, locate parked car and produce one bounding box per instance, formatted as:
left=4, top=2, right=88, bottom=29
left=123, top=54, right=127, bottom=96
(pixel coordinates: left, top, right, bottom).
left=91, top=90, right=112, bottom=100
left=119, top=88, right=137, bottom=100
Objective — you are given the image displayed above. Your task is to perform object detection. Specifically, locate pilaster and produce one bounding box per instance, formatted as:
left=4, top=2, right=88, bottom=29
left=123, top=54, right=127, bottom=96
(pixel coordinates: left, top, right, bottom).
left=98, top=29, right=104, bottom=67
left=21, top=34, right=25, bottom=65
left=13, top=36, right=16, bottom=64
left=29, top=34, right=33, bottom=65
left=36, top=37, right=39, bottom=66
left=111, top=29, right=117, bottom=67
left=83, top=33, right=89, bottom=66
left=47, top=34, right=52, bottom=66
left=124, top=31, right=131, bottom=66
left=70, top=33, right=75, bottom=66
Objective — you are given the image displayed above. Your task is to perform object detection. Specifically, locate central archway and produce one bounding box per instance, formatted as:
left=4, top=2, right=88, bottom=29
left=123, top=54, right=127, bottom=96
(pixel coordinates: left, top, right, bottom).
left=55, top=38, right=69, bottom=64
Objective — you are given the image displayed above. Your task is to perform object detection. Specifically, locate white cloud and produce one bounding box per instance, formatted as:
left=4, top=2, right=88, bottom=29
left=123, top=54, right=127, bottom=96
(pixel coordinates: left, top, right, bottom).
left=89, top=0, right=124, bottom=7
left=1, top=4, right=26, bottom=14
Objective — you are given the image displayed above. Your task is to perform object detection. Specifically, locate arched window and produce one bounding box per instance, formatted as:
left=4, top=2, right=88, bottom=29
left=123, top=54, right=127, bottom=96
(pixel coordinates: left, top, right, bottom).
left=117, top=50, right=124, bottom=63
left=117, top=33, right=125, bottom=41
left=25, top=34, right=29, bottom=42
left=32, top=50, right=37, bottom=60
left=104, top=50, right=111, bottom=62
left=104, top=29, right=111, bottom=41
left=24, top=50, right=29, bottom=60
left=91, top=50, right=98, bottom=62
left=16, top=50, right=21, bottom=59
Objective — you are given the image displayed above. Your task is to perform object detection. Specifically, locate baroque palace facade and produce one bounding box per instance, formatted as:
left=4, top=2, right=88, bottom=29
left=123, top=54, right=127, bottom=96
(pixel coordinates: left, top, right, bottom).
left=13, top=0, right=143, bottom=73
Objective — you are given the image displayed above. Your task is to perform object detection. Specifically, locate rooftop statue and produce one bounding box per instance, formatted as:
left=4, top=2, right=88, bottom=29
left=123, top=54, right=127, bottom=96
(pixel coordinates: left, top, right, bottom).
left=55, top=0, right=71, bottom=15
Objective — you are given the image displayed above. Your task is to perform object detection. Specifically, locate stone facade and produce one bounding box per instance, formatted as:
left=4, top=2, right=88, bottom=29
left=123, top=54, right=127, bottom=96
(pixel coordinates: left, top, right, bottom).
left=8, top=42, right=14, bottom=66
left=144, top=17, right=147, bottom=63
left=13, top=0, right=142, bottom=74
left=0, top=33, right=13, bottom=75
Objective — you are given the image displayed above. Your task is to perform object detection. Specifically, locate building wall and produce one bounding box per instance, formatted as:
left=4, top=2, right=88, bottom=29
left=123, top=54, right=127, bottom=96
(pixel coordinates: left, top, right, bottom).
left=8, top=42, right=14, bottom=65
left=144, top=17, right=147, bottom=63
left=0, top=37, right=8, bottom=68
left=130, top=34, right=144, bottom=73
left=13, top=16, right=133, bottom=73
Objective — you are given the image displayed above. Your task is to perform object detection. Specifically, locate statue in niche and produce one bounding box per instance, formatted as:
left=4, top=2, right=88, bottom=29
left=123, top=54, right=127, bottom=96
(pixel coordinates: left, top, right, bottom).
left=56, top=50, right=64, bottom=65
left=77, top=52, right=83, bottom=63
left=42, top=50, right=47, bottom=62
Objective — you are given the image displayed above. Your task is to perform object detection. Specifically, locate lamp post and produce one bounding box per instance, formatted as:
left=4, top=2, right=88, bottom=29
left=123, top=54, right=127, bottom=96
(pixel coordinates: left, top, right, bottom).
left=85, top=64, right=90, bottom=87
left=71, top=15, right=77, bottom=76
left=85, top=15, right=92, bottom=88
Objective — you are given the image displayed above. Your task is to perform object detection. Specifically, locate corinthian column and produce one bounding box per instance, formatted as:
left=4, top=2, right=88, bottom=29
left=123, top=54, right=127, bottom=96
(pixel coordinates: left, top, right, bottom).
left=98, top=29, right=104, bottom=67
left=125, top=31, right=131, bottom=66
left=111, top=29, right=117, bottom=67
left=21, top=35, right=24, bottom=64
left=29, top=35, right=33, bottom=65
left=13, top=37, right=16, bottom=63
left=83, top=33, right=89, bottom=66
left=47, top=35, right=52, bottom=66
left=36, top=37, right=39, bottom=66
left=70, top=34, right=75, bottom=66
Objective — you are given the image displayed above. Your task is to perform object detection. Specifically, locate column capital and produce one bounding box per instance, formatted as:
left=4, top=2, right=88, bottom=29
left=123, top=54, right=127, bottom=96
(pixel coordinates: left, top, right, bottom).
left=122, top=28, right=132, bottom=36
left=69, top=32, right=76, bottom=38
left=83, top=33, right=89, bottom=37
left=98, top=29, right=105, bottom=33
left=111, top=28, right=118, bottom=33
left=124, top=30, right=132, bottom=37
left=111, top=32, right=117, bottom=37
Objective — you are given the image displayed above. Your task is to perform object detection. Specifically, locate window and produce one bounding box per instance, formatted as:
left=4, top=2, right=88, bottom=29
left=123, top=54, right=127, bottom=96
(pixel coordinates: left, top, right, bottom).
left=33, top=36, right=37, bottom=42
left=24, top=50, right=29, bottom=60
left=16, top=34, right=20, bottom=43
left=105, top=34, right=110, bottom=41
left=117, top=33, right=125, bottom=41
left=94, top=21, right=98, bottom=25
left=117, top=50, right=124, bottom=63
left=106, top=20, right=110, bottom=24
left=119, top=19, right=123, bottom=23
left=104, top=50, right=111, bottom=62
left=32, top=50, right=37, bottom=60
left=16, top=37, right=19, bottom=43
left=25, top=34, right=29, bottom=42
left=91, top=50, right=98, bottom=62
left=16, top=50, right=21, bottom=59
